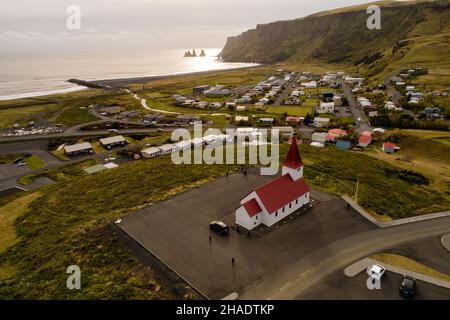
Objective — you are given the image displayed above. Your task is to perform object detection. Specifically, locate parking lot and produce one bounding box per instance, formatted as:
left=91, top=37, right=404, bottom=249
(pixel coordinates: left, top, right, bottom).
left=118, top=169, right=375, bottom=299
left=0, top=163, right=32, bottom=181
left=299, top=269, right=450, bottom=300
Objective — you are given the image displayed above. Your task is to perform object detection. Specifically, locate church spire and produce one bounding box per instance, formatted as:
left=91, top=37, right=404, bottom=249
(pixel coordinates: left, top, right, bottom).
left=283, top=137, right=303, bottom=169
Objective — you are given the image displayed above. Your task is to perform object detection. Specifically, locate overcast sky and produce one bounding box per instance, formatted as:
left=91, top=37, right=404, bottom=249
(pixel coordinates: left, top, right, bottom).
left=0, top=0, right=379, bottom=53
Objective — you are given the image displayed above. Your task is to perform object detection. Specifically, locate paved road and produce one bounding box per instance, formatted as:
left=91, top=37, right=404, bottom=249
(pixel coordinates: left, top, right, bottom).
left=338, top=78, right=372, bottom=133
left=300, top=269, right=450, bottom=300
left=273, top=73, right=301, bottom=106
left=240, top=216, right=450, bottom=299
left=0, top=127, right=178, bottom=143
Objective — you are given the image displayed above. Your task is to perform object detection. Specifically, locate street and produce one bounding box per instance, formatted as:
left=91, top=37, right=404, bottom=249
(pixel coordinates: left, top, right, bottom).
left=338, top=78, right=372, bottom=133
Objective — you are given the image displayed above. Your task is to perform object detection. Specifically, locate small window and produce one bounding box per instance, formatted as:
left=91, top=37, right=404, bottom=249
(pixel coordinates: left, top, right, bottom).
left=282, top=207, right=285, bottom=213
left=275, top=212, right=278, bottom=217
left=296, top=199, right=298, bottom=204
left=289, top=203, right=292, bottom=208
left=255, top=215, right=258, bottom=220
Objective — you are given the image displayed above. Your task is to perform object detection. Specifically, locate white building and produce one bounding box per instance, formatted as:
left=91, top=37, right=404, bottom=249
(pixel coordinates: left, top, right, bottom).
left=235, top=138, right=310, bottom=230
left=301, top=81, right=317, bottom=89
left=142, top=147, right=161, bottom=158
left=311, top=132, right=328, bottom=143
left=272, top=126, right=295, bottom=138
left=357, top=97, right=372, bottom=108
left=174, top=141, right=192, bottom=151
left=317, top=102, right=335, bottom=114
left=235, top=116, right=249, bottom=122
left=64, top=142, right=93, bottom=156
left=314, top=117, right=330, bottom=128
left=159, top=144, right=177, bottom=155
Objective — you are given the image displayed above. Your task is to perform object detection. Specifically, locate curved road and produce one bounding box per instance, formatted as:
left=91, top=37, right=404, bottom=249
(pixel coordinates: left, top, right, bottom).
left=241, top=216, right=450, bottom=299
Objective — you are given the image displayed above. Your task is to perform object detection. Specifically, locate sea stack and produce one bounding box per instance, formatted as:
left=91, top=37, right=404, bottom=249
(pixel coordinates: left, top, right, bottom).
left=200, top=49, right=206, bottom=57
left=192, top=49, right=197, bottom=57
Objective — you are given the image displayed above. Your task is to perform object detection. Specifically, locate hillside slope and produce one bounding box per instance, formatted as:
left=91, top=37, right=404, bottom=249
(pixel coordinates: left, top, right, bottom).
left=220, top=0, right=450, bottom=78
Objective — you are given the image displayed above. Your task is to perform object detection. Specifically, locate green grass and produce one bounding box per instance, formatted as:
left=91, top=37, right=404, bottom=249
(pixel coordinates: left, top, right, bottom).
left=0, top=153, right=28, bottom=165
left=18, top=171, right=51, bottom=186
left=265, top=106, right=312, bottom=116
left=0, top=154, right=246, bottom=299
left=0, top=103, right=60, bottom=128
left=296, top=144, right=450, bottom=218
left=51, top=149, right=70, bottom=161
left=1, top=140, right=449, bottom=299
left=24, top=155, right=46, bottom=170
left=0, top=192, right=41, bottom=254
left=54, top=106, right=98, bottom=127
left=372, top=253, right=450, bottom=282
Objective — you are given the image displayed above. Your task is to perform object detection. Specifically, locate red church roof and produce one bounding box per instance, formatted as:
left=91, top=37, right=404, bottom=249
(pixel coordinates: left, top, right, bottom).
left=255, top=175, right=310, bottom=214
left=242, top=198, right=263, bottom=217
left=283, top=137, right=303, bottom=169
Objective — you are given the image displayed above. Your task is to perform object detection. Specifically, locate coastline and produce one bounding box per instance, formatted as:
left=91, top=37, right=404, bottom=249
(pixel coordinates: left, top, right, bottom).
left=89, top=64, right=262, bottom=88
left=0, top=64, right=261, bottom=102
left=0, top=85, right=87, bottom=101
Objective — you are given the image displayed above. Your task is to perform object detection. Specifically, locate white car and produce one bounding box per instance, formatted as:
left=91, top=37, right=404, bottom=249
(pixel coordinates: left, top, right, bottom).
left=367, top=264, right=386, bottom=281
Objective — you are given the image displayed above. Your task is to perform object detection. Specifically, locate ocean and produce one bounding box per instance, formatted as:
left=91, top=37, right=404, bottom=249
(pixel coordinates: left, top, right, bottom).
left=0, top=48, right=255, bottom=100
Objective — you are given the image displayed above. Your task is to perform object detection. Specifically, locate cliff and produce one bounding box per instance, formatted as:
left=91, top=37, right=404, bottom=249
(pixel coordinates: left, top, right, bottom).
left=220, top=0, right=450, bottom=72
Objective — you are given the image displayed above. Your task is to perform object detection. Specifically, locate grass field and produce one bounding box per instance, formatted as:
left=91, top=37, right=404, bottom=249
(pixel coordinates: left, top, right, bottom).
left=265, top=105, right=312, bottom=116
left=24, top=155, right=46, bottom=170
left=365, top=130, right=450, bottom=197
left=0, top=153, right=27, bottom=165
left=372, top=253, right=450, bottom=282
left=1, top=139, right=449, bottom=298
left=295, top=144, right=450, bottom=218
left=0, top=103, right=60, bottom=129
left=0, top=192, right=41, bottom=254
left=53, top=106, right=98, bottom=127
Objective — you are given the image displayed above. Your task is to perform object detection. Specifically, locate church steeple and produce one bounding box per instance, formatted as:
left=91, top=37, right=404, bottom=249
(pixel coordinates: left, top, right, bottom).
left=282, top=137, right=304, bottom=181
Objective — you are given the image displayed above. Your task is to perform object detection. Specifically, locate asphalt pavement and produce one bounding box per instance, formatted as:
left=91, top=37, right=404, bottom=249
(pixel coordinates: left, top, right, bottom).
left=338, top=78, right=372, bottom=133
left=118, top=169, right=375, bottom=299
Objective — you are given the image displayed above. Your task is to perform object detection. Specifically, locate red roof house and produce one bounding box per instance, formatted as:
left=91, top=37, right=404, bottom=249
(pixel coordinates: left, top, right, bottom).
left=328, top=128, right=348, bottom=137
left=382, top=142, right=397, bottom=154
left=236, top=138, right=311, bottom=230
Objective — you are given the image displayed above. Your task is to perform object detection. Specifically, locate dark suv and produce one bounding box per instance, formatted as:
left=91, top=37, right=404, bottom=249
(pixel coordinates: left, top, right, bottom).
left=399, top=275, right=417, bottom=299
left=209, top=221, right=229, bottom=236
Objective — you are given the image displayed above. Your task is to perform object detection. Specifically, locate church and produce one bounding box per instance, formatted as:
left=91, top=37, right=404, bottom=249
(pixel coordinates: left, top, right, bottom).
left=235, top=138, right=310, bottom=230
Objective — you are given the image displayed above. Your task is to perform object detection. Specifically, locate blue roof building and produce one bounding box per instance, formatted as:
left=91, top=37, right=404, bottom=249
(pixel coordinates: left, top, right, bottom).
left=336, top=140, right=351, bottom=150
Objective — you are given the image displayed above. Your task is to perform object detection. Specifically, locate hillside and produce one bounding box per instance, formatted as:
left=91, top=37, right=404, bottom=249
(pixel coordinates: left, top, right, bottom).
left=220, top=0, right=450, bottom=79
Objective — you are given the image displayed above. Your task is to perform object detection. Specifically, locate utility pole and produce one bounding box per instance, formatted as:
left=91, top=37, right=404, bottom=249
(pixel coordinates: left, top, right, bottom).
left=355, top=179, right=360, bottom=204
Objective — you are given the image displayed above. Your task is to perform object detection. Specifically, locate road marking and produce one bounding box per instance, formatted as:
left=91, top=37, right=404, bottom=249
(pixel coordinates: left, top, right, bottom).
left=279, top=282, right=291, bottom=291
left=298, top=270, right=310, bottom=278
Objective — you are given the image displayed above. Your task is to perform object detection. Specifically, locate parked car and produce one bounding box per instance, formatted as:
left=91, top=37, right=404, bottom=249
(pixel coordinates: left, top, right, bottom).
left=209, top=221, right=229, bottom=236
left=399, top=276, right=417, bottom=299
left=13, top=158, right=24, bottom=164
left=367, top=264, right=386, bottom=281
